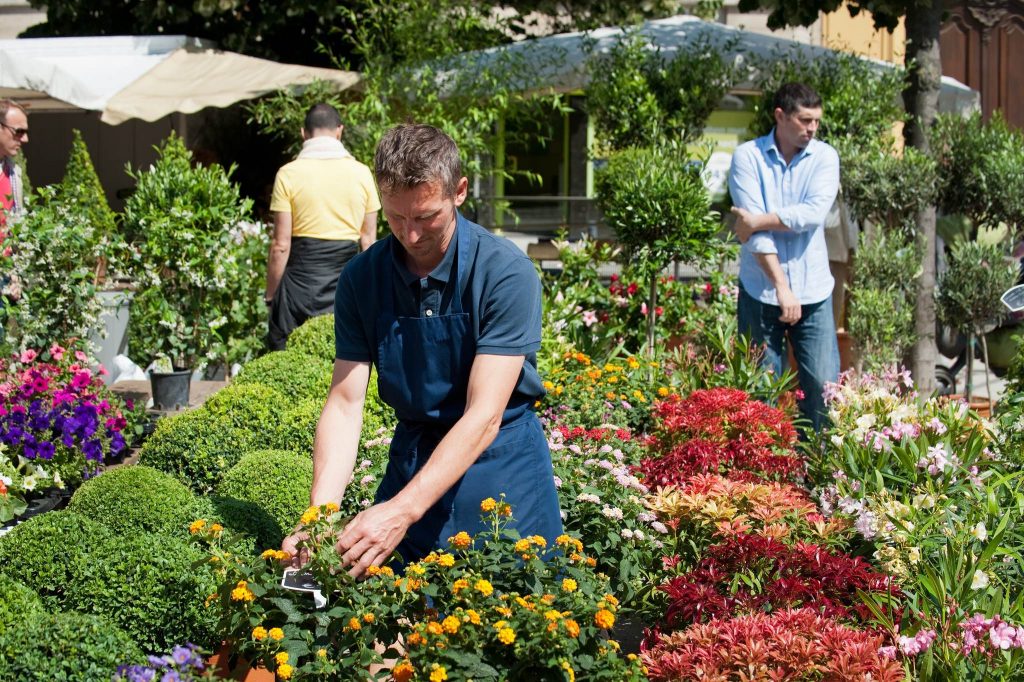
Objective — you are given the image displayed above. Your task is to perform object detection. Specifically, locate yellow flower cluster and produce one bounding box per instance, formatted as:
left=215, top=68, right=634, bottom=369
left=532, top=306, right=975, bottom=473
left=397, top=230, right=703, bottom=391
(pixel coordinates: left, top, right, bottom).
left=513, top=534, right=548, bottom=559
left=393, top=660, right=415, bottom=682
left=448, top=531, right=472, bottom=549
left=479, top=496, right=513, bottom=516
left=189, top=519, right=224, bottom=536
left=422, top=551, right=456, bottom=568
left=230, top=580, right=255, bottom=602
left=365, top=565, right=395, bottom=578
left=260, top=549, right=290, bottom=562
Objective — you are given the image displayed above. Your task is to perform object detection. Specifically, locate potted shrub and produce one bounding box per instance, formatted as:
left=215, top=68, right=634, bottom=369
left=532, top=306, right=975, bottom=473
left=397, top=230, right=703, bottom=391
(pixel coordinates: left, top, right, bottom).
left=935, top=238, right=1018, bottom=411
left=595, top=144, right=724, bottom=353
left=838, top=140, right=937, bottom=372
left=121, top=134, right=263, bottom=408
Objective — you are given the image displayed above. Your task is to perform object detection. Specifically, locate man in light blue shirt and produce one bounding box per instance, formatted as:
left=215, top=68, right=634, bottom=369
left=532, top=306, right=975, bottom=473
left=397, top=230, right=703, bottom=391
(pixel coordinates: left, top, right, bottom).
left=728, top=82, right=840, bottom=432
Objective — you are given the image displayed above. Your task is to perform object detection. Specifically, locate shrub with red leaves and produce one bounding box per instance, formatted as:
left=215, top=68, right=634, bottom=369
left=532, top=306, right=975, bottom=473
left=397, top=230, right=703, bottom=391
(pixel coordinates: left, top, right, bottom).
left=642, top=608, right=905, bottom=682
left=658, top=533, right=894, bottom=630
left=637, top=388, right=803, bottom=484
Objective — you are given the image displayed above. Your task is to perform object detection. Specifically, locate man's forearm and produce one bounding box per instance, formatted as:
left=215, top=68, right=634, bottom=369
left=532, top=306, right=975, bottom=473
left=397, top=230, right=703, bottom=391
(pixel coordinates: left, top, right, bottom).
left=749, top=212, right=787, bottom=233
left=265, top=244, right=289, bottom=300
left=309, top=394, right=364, bottom=506
left=755, top=252, right=789, bottom=290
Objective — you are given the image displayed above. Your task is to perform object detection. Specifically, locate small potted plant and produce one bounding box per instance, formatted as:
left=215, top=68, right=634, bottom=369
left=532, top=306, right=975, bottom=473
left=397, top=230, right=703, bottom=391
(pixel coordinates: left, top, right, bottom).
left=121, top=134, right=259, bottom=409
left=935, top=238, right=1018, bottom=412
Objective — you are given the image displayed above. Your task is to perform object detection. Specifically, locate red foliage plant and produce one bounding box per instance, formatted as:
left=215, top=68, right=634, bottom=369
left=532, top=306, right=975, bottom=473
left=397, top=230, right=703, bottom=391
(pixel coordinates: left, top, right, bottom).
left=642, top=608, right=905, bottom=682
left=658, top=533, right=894, bottom=630
left=637, top=388, right=803, bottom=485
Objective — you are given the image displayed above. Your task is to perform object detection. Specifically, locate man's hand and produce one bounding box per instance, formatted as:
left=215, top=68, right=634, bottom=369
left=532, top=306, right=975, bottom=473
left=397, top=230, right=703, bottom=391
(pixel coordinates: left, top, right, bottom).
left=731, top=206, right=759, bottom=243
left=335, top=500, right=414, bottom=578
left=281, top=529, right=311, bottom=568
left=777, top=286, right=801, bottom=324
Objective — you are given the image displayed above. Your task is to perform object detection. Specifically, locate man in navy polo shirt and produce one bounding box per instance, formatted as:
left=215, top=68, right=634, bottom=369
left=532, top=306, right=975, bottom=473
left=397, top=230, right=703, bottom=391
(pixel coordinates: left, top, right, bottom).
left=282, top=124, right=562, bottom=574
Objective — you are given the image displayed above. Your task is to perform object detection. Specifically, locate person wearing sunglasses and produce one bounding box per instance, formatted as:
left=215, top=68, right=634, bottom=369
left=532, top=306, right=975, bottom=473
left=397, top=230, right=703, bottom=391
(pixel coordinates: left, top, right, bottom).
left=0, top=99, right=28, bottom=226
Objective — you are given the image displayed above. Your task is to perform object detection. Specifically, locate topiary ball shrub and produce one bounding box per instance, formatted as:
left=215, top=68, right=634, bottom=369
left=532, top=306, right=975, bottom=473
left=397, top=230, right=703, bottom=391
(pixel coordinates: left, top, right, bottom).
left=68, top=464, right=199, bottom=538
left=233, top=350, right=332, bottom=403
left=138, top=407, right=257, bottom=493
left=267, top=397, right=322, bottom=453
left=286, top=313, right=335, bottom=361
left=202, top=382, right=287, bottom=444
left=0, top=574, right=44, bottom=635
left=0, top=611, right=143, bottom=682
left=216, top=449, right=313, bottom=550
left=0, top=510, right=218, bottom=651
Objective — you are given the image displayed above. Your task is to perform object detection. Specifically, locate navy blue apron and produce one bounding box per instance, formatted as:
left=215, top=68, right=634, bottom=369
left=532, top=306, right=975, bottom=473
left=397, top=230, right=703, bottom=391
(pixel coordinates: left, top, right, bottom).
left=372, top=220, right=562, bottom=564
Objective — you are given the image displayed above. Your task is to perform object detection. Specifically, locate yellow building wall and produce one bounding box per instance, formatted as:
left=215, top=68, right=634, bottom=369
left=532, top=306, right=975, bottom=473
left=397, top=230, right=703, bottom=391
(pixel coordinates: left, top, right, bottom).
left=821, top=3, right=905, bottom=63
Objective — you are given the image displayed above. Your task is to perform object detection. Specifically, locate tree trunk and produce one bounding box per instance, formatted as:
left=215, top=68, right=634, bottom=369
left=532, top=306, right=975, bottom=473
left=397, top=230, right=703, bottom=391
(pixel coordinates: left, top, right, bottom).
left=904, top=0, right=944, bottom=395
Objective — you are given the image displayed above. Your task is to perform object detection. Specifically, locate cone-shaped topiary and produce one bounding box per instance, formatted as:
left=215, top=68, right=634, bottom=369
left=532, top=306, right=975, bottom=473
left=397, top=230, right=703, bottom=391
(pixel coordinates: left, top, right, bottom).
left=60, top=130, right=118, bottom=253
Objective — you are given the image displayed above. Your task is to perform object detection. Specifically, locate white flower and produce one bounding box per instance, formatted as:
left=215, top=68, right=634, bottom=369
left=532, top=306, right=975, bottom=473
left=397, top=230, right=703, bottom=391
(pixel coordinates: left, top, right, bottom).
left=0, top=474, right=11, bottom=486
left=855, top=413, right=877, bottom=430
left=971, top=569, right=990, bottom=590
left=830, top=434, right=843, bottom=447
left=972, top=522, right=988, bottom=542
left=22, top=475, right=37, bottom=491
left=908, top=546, right=921, bottom=563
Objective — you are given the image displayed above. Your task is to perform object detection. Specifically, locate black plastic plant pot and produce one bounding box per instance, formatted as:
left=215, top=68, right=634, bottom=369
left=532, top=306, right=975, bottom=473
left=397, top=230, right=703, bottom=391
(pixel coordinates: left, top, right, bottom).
left=150, top=368, right=192, bottom=411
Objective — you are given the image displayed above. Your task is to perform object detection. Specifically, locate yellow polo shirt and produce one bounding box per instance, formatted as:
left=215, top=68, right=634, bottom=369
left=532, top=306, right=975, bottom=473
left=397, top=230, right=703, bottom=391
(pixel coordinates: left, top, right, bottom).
left=270, top=157, right=381, bottom=241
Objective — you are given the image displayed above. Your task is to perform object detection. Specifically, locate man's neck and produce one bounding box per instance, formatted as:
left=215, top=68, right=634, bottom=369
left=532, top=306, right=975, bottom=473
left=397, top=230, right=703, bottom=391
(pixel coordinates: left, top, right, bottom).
left=773, top=131, right=803, bottom=165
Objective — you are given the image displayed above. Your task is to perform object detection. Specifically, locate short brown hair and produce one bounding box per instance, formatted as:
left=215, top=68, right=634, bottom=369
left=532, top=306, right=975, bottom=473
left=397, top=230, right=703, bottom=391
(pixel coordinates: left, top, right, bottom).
left=373, top=124, right=462, bottom=198
left=0, top=99, right=26, bottom=124
left=773, top=83, right=822, bottom=115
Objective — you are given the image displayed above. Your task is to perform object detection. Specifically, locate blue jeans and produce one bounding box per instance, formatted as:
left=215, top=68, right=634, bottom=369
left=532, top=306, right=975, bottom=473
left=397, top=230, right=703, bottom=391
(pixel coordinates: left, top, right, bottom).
left=737, top=287, right=839, bottom=432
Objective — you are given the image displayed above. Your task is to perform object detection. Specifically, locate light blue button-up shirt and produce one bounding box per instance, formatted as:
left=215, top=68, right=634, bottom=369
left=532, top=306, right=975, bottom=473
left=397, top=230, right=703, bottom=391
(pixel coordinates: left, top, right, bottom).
left=728, top=130, right=840, bottom=306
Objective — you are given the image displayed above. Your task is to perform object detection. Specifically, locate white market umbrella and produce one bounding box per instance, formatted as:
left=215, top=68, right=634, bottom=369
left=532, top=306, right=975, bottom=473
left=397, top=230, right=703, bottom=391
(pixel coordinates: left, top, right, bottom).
left=0, top=35, right=360, bottom=124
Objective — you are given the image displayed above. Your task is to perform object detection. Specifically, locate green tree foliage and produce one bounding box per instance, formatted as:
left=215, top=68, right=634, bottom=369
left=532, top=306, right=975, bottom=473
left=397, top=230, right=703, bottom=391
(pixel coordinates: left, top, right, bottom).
left=586, top=31, right=744, bottom=151
left=936, top=239, right=1018, bottom=401
left=595, top=145, right=722, bottom=351
left=248, top=0, right=568, bottom=205
left=748, top=50, right=905, bottom=148
left=23, top=0, right=356, bottom=67
left=840, top=143, right=937, bottom=234
left=932, top=112, right=1024, bottom=236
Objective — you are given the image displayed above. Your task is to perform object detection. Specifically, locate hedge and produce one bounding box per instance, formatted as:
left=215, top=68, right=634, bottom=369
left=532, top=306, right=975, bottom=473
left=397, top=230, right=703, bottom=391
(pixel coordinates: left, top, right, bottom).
left=233, top=350, right=332, bottom=403
left=286, top=313, right=335, bottom=362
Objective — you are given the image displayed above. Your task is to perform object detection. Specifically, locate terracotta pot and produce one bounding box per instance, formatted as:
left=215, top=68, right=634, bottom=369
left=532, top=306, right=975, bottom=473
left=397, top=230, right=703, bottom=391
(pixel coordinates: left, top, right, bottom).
left=946, top=394, right=994, bottom=419
left=207, top=642, right=275, bottom=682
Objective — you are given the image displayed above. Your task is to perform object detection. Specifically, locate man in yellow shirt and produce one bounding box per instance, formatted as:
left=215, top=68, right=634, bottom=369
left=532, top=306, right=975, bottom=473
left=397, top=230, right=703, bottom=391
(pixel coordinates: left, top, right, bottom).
left=266, top=103, right=381, bottom=350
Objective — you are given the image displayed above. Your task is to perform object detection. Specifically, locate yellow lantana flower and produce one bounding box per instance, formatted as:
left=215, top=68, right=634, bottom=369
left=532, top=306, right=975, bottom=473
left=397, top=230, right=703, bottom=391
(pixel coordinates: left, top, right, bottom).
left=268, top=627, right=285, bottom=641
left=594, top=609, right=615, bottom=629
left=497, top=627, right=516, bottom=645
left=449, top=531, right=472, bottom=549
left=252, top=626, right=267, bottom=640
left=474, top=579, right=494, bottom=596
left=562, top=578, right=578, bottom=592
left=277, top=663, right=293, bottom=680
left=275, top=652, right=289, bottom=665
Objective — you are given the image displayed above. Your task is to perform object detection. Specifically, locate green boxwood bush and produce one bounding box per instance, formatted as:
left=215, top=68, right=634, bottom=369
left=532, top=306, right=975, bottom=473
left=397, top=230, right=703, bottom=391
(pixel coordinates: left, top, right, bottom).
left=0, top=574, right=44, bottom=635
left=0, top=611, right=142, bottom=682
left=68, top=464, right=198, bottom=538
left=233, top=350, right=332, bottom=403
left=0, top=511, right=217, bottom=651
left=202, top=381, right=287, bottom=443
left=268, top=397, right=322, bottom=453
left=216, top=449, right=313, bottom=549
left=138, top=407, right=257, bottom=493
left=286, top=313, right=335, bottom=361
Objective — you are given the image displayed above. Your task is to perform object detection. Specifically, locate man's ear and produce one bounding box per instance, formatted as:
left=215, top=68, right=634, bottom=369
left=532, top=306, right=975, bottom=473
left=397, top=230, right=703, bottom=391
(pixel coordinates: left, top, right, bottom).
left=773, top=107, right=785, bottom=125
left=336, top=125, right=344, bottom=140
left=301, top=127, right=310, bottom=141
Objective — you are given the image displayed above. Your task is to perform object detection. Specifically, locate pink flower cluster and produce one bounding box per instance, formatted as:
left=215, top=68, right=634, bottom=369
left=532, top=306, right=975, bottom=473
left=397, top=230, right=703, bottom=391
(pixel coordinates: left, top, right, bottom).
left=960, top=614, right=1024, bottom=655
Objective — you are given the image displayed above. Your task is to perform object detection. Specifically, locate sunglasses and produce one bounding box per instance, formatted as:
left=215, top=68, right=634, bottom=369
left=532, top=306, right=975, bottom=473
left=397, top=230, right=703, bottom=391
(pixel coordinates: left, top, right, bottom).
left=0, top=122, right=28, bottom=139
